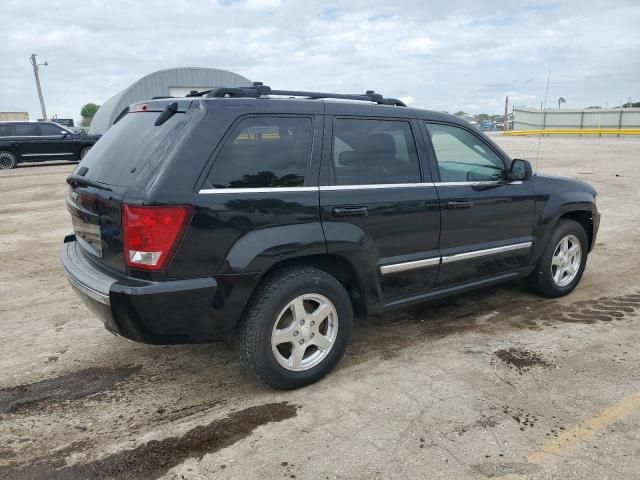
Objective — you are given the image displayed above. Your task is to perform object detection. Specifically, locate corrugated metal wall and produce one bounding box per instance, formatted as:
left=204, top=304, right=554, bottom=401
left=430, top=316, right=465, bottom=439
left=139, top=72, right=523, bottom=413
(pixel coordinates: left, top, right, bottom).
left=514, top=107, right=640, bottom=130
left=89, top=67, right=251, bottom=134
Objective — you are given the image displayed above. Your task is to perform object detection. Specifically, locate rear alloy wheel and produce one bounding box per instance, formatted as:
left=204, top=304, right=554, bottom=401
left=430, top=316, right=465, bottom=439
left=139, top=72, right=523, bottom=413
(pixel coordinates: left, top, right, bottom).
left=271, top=293, right=339, bottom=371
left=80, top=146, right=91, bottom=159
left=0, top=151, right=17, bottom=169
left=236, top=267, right=352, bottom=389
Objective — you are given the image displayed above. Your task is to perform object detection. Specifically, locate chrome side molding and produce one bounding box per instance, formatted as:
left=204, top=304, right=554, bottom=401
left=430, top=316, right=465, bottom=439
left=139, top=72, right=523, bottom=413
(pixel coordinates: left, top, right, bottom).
left=380, top=241, right=532, bottom=274
left=441, top=242, right=532, bottom=264
left=380, top=257, right=440, bottom=275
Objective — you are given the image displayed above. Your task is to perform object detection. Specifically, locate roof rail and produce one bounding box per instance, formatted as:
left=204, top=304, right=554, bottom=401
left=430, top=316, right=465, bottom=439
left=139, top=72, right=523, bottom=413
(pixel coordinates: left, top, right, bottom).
left=204, top=82, right=407, bottom=107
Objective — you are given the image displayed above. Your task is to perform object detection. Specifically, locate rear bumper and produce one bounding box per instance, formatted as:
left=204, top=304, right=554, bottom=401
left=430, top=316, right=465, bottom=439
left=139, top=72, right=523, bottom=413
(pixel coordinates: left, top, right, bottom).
left=60, top=237, right=245, bottom=344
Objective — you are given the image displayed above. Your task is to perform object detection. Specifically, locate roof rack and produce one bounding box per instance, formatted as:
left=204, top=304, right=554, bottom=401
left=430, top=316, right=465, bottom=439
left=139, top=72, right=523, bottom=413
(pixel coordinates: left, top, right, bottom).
left=201, top=82, right=407, bottom=107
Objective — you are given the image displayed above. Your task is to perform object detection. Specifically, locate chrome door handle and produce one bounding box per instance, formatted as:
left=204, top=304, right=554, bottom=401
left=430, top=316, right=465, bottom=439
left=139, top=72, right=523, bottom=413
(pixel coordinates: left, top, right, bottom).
left=332, top=206, right=368, bottom=218
left=446, top=201, right=474, bottom=209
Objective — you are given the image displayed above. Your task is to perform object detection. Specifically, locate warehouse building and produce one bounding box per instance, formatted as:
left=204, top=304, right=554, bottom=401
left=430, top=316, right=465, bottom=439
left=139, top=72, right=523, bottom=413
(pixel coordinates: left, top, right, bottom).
left=89, top=67, right=251, bottom=134
left=0, top=108, right=29, bottom=121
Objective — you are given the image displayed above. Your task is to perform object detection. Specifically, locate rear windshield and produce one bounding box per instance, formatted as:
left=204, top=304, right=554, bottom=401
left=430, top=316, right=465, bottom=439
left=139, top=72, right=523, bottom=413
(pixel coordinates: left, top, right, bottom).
left=77, top=111, right=189, bottom=188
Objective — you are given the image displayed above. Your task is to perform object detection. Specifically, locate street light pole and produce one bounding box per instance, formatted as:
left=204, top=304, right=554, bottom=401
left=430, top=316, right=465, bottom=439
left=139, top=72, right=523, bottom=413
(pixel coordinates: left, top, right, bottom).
left=30, top=53, right=48, bottom=121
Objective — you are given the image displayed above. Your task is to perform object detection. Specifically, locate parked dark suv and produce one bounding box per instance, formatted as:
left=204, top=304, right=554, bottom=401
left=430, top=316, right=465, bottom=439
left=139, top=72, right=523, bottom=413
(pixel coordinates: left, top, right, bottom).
left=61, top=84, right=600, bottom=389
left=0, top=121, right=100, bottom=169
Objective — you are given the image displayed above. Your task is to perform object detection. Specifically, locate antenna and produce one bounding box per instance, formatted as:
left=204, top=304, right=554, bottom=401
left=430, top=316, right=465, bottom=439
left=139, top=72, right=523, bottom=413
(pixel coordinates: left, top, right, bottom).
left=536, top=69, right=551, bottom=170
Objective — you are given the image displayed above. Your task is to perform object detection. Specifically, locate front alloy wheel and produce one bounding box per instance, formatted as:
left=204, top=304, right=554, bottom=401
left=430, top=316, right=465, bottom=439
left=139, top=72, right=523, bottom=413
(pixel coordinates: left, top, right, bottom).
left=526, top=219, right=588, bottom=298
left=551, top=234, right=582, bottom=287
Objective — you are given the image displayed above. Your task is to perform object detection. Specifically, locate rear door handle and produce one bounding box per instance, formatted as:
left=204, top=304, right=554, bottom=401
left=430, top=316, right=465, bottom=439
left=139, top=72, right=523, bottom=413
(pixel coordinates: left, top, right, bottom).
left=332, top=206, right=368, bottom=218
left=446, top=200, right=474, bottom=209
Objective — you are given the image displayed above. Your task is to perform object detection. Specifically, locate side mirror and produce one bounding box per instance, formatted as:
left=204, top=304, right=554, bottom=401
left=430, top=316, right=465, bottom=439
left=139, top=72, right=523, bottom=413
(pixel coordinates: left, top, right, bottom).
left=61, top=131, right=69, bottom=137
left=508, top=158, right=533, bottom=181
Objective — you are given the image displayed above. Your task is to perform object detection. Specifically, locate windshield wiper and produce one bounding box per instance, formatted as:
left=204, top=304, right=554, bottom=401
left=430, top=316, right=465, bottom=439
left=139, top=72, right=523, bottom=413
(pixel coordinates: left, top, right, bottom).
left=66, top=174, right=112, bottom=192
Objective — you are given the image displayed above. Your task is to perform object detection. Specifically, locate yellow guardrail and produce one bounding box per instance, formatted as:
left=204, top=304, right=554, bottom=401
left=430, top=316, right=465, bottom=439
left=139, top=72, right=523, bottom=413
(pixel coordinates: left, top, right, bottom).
left=503, top=128, right=640, bottom=136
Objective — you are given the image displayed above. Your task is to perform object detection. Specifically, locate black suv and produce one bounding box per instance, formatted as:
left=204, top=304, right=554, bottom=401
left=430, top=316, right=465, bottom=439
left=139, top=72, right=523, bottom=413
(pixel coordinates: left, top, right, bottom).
left=61, top=84, right=600, bottom=389
left=0, top=121, right=100, bottom=169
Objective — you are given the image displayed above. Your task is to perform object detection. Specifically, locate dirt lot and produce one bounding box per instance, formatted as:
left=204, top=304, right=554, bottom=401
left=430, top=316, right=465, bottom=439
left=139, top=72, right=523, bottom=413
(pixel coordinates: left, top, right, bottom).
left=1, top=136, right=639, bottom=480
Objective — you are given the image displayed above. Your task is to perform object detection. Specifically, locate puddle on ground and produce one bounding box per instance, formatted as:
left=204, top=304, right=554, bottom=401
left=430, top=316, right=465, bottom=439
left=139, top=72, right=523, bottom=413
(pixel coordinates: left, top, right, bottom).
left=493, top=347, right=552, bottom=374
left=0, top=366, right=141, bottom=414
left=0, top=401, right=298, bottom=480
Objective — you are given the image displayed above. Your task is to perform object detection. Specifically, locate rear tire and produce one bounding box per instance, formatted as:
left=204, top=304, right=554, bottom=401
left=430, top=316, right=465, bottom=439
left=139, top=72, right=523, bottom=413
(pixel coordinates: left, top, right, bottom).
left=526, top=219, right=588, bottom=298
left=235, top=266, right=353, bottom=390
left=0, top=151, right=17, bottom=169
left=80, top=146, right=91, bottom=159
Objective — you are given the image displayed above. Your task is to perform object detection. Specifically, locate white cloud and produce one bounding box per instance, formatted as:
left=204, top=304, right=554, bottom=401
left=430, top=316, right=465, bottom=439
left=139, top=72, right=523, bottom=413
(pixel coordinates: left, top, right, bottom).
left=242, top=0, right=282, bottom=10
left=404, top=37, right=439, bottom=54
left=0, top=0, right=638, bottom=121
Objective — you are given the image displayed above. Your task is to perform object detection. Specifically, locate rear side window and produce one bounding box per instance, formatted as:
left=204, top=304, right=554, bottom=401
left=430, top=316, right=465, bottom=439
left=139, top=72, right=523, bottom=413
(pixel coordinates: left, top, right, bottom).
left=204, top=116, right=312, bottom=189
left=0, top=124, right=13, bottom=136
left=332, top=119, right=420, bottom=185
left=13, top=124, right=38, bottom=136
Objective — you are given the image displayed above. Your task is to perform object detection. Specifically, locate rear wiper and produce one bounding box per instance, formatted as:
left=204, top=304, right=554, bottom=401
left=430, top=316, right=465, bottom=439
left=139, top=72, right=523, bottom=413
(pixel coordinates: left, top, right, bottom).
left=66, top=174, right=113, bottom=192
left=154, top=101, right=178, bottom=126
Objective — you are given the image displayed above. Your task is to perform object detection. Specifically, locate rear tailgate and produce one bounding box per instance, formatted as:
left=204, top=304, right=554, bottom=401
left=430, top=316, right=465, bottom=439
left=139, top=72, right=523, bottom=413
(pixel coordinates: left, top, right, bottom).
left=67, top=99, right=195, bottom=273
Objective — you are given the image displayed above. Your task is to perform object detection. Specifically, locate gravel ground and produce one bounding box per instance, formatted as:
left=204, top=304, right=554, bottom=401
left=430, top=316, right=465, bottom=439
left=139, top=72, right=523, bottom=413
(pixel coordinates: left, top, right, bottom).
left=1, top=135, right=639, bottom=479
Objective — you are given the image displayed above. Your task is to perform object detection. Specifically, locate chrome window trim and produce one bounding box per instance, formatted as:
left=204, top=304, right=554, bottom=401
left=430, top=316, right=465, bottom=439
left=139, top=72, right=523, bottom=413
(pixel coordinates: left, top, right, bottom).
left=380, top=257, right=440, bottom=275
left=320, top=183, right=434, bottom=191
left=22, top=152, right=74, bottom=157
left=199, top=183, right=441, bottom=194
left=441, top=241, right=532, bottom=264
left=433, top=181, right=522, bottom=186
left=199, top=186, right=319, bottom=194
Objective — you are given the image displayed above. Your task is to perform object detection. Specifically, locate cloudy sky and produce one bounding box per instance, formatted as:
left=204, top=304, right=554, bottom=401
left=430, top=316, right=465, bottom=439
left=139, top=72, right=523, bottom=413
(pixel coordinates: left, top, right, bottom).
left=1, top=0, right=639, bottom=121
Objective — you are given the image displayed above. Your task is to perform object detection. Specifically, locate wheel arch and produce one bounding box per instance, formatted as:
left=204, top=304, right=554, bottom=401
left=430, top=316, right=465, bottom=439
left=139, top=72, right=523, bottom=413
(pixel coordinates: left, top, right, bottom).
left=254, top=254, right=368, bottom=317
left=558, top=210, right=594, bottom=251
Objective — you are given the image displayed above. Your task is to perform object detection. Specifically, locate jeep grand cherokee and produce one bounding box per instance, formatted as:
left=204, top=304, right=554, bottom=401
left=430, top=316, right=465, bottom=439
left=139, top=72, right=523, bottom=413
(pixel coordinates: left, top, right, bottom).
left=61, top=83, right=600, bottom=389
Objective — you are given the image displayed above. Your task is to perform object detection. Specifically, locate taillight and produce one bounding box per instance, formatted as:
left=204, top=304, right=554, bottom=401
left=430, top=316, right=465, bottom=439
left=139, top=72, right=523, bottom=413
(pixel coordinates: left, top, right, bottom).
left=122, top=205, right=192, bottom=271
left=132, top=103, right=150, bottom=112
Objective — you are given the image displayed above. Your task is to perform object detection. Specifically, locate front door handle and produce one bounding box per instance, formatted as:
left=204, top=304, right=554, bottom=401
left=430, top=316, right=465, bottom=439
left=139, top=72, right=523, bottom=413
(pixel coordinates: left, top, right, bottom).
left=446, top=200, right=474, bottom=209
left=332, top=206, right=368, bottom=218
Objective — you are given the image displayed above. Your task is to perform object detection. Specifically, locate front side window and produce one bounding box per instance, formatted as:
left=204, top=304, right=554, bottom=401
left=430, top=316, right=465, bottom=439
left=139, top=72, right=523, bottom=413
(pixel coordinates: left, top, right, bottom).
left=13, top=123, right=38, bottom=136
left=205, top=116, right=312, bottom=189
left=426, top=123, right=505, bottom=182
left=39, top=123, right=66, bottom=136
left=332, top=119, right=421, bottom=185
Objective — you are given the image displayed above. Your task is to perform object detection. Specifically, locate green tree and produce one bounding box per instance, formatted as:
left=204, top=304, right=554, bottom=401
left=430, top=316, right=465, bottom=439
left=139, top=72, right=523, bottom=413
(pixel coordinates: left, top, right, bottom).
left=80, top=102, right=101, bottom=127
left=454, top=111, right=467, bottom=117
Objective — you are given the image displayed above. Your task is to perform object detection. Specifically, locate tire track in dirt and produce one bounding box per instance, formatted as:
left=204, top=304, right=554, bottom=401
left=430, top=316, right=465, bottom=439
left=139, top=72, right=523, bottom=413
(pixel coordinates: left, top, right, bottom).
left=0, top=402, right=298, bottom=480
left=346, top=289, right=640, bottom=363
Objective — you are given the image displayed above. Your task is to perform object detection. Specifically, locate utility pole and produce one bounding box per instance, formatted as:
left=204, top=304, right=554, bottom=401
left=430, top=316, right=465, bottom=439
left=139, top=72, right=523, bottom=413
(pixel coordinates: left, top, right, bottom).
left=30, top=53, right=48, bottom=121
left=503, top=96, right=509, bottom=132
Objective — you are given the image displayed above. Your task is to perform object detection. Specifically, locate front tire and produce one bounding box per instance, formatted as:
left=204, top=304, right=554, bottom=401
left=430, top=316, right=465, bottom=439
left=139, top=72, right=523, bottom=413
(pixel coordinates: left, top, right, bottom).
left=80, top=146, right=91, bottom=159
left=0, top=151, right=17, bottom=169
left=235, top=267, right=353, bottom=390
left=526, top=219, right=588, bottom=298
